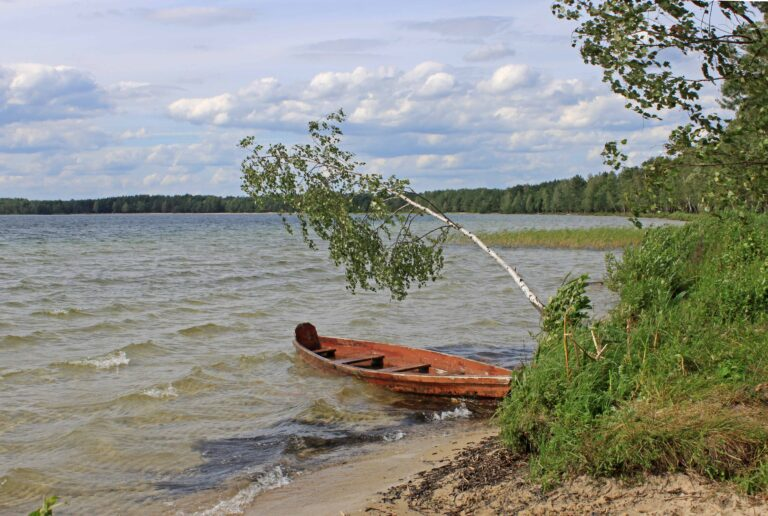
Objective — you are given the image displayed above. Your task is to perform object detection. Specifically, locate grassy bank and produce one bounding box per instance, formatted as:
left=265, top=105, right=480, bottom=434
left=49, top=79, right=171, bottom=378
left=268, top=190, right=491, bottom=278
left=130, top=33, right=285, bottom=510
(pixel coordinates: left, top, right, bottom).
left=451, top=227, right=645, bottom=250
left=498, top=214, right=768, bottom=492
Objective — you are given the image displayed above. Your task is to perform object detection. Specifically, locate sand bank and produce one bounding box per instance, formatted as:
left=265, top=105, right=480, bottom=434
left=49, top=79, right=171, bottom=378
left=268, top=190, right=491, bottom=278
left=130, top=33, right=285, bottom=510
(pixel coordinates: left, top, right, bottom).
left=246, top=422, right=768, bottom=515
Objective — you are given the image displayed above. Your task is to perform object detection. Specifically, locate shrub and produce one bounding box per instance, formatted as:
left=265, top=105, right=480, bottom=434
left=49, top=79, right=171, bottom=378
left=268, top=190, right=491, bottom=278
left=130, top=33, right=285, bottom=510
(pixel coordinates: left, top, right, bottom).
left=498, top=213, right=768, bottom=492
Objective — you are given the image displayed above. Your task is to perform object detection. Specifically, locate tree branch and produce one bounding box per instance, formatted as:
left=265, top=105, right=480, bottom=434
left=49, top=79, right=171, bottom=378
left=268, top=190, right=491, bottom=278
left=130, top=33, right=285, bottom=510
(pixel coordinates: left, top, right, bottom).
left=392, top=189, right=546, bottom=313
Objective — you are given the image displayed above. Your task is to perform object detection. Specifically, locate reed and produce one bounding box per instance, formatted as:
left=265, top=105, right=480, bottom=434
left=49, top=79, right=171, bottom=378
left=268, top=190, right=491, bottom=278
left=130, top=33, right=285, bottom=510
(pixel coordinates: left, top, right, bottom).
left=451, top=227, right=646, bottom=250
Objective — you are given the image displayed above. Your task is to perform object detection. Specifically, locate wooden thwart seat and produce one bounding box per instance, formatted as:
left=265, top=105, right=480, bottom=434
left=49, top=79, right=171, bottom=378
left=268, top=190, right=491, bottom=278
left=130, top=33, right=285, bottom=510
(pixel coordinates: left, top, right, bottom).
left=334, top=354, right=385, bottom=367
left=314, top=347, right=336, bottom=357
left=379, top=363, right=430, bottom=373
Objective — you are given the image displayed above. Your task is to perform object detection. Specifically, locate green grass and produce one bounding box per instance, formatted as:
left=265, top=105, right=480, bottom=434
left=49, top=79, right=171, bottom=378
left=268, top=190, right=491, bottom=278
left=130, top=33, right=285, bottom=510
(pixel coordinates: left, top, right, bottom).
left=497, top=213, right=768, bottom=493
left=640, top=211, right=702, bottom=222
left=451, top=227, right=645, bottom=250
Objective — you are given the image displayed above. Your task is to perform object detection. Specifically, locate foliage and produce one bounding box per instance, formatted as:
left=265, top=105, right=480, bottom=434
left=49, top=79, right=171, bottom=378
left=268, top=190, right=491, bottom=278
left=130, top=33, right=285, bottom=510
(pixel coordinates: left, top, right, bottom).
left=542, top=274, right=592, bottom=333
left=239, top=111, right=448, bottom=300
left=497, top=214, right=768, bottom=492
left=28, top=496, right=58, bottom=516
left=553, top=1, right=768, bottom=211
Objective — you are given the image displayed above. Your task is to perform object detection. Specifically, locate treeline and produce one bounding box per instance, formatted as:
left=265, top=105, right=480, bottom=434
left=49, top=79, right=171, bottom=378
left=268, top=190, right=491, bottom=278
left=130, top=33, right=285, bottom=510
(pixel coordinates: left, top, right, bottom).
left=421, top=168, right=644, bottom=214
left=0, top=195, right=284, bottom=215
left=0, top=165, right=707, bottom=216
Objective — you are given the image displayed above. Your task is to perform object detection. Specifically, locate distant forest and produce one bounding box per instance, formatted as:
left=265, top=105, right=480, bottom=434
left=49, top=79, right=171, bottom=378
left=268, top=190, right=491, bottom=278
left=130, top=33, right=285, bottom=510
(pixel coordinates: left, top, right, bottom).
left=0, top=166, right=699, bottom=215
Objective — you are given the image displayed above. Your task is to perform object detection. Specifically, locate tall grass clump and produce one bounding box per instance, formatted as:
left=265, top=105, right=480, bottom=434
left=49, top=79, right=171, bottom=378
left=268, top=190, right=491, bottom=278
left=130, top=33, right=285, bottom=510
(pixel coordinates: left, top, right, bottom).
left=498, top=213, right=768, bottom=492
left=460, top=227, right=646, bottom=250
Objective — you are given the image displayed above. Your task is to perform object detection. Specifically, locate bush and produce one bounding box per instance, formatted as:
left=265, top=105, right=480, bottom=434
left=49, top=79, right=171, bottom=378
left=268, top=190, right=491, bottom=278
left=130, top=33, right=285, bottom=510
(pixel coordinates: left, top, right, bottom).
left=498, top=213, right=768, bottom=492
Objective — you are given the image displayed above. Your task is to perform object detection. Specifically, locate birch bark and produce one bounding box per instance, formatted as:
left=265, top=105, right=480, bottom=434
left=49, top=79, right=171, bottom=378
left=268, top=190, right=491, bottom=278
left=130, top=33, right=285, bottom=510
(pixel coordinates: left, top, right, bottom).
left=394, top=191, right=546, bottom=313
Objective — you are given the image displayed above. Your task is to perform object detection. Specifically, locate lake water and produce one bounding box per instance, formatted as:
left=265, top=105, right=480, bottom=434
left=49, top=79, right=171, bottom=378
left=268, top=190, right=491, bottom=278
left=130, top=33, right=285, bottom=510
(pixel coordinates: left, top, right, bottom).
left=0, top=213, right=667, bottom=514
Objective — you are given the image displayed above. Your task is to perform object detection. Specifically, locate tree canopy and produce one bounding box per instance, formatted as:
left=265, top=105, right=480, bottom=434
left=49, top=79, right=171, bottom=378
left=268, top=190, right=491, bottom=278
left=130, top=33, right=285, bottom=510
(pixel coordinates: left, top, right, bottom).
left=554, top=0, right=768, bottom=211
left=240, top=111, right=448, bottom=301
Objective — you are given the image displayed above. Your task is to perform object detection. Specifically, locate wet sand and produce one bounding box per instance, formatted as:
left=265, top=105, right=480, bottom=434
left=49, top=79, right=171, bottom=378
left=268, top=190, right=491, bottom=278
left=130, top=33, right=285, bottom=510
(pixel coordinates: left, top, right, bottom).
left=245, top=421, right=495, bottom=515
left=246, top=423, right=768, bottom=515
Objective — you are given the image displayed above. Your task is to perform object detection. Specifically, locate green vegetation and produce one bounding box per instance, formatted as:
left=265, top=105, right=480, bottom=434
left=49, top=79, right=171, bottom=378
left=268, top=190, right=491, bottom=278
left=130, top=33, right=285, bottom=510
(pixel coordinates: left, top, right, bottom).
left=553, top=1, right=767, bottom=213
left=421, top=168, right=684, bottom=214
left=494, top=2, right=768, bottom=492
left=498, top=214, right=768, bottom=491
left=0, top=194, right=272, bottom=215
left=451, top=227, right=646, bottom=250
left=0, top=167, right=708, bottom=216
left=240, top=112, right=448, bottom=301
left=28, top=496, right=58, bottom=516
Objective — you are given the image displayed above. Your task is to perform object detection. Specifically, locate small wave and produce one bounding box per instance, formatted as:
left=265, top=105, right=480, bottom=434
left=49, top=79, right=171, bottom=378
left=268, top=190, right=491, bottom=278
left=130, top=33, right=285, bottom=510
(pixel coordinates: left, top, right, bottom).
left=32, top=307, right=90, bottom=318
left=70, top=321, right=124, bottom=333
left=233, top=310, right=270, bottom=319
left=383, top=430, right=405, bottom=442
left=171, top=367, right=221, bottom=395
left=97, top=302, right=135, bottom=314
left=296, top=399, right=377, bottom=425
left=238, top=351, right=292, bottom=367
left=430, top=403, right=471, bottom=422
left=178, top=323, right=230, bottom=337
left=65, top=351, right=130, bottom=370
left=194, top=466, right=290, bottom=516
left=217, top=274, right=260, bottom=284
left=0, top=334, right=40, bottom=347
left=468, top=318, right=503, bottom=328
left=0, top=368, right=23, bottom=380
left=119, top=340, right=166, bottom=357
left=141, top=383, right=178, bottom=399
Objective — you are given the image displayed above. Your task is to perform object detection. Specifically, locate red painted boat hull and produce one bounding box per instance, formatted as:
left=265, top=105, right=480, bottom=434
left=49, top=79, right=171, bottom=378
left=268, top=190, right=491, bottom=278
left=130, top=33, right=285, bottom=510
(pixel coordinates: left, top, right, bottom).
left=293, top=335, right=513, bottom=399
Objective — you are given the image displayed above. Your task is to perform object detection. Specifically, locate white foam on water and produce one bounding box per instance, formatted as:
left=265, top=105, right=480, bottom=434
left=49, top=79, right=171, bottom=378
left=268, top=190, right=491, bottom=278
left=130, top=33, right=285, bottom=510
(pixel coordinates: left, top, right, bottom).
left=193, top=466, right=290, bottom=516
left=431, top=404, right=471, bottom=421
left=142, top=383, right=178, bottom=399
left=68, top=351, right=130, bottom=369
left=383, top=430, right=405, bottom=442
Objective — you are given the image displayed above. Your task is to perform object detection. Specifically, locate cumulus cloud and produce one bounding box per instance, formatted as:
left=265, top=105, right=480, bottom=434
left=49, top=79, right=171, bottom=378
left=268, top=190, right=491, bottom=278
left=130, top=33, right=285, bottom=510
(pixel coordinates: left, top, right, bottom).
left=168, top=94, right=234, bottom=125
left=0, top=120, right=111, bottom=153
left=0, top=129, right=245, bottom=198
left=162, top=61, right=655, bottom=157
left=0, top=64, right=108, bottom=124
left=1, top=58, right=667, bottom=198
left=304, top=67, right=388, bottom=99
left=160, top=59, right=661, bottom=190
left=107, top=81, right=184, bottom=101
left=463, top=43, right=515, bottom=62
left=478, top=64, right=538, bottom=93
left=416, top=72, right=456, bottom=98
left=558, top=95, right=631, bottom=128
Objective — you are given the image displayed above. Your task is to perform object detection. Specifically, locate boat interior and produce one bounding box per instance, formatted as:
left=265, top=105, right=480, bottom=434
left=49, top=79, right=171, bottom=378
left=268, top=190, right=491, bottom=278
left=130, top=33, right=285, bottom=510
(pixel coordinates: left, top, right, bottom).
left=294, top=323, right=510, bottom=377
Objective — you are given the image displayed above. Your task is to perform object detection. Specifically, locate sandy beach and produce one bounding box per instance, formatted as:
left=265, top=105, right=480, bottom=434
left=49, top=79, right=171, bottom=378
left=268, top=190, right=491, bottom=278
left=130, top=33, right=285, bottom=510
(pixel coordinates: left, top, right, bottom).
left=246, top=421, right=768, bottom=515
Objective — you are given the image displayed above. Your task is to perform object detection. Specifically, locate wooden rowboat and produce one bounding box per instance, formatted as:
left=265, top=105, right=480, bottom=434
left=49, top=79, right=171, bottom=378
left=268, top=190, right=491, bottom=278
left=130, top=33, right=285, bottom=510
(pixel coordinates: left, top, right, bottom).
left=293, top=323, right=513, bottom=399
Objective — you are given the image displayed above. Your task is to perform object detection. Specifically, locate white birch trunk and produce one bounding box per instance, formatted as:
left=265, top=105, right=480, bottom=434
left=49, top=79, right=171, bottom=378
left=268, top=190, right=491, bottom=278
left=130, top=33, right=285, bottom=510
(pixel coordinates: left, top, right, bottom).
left=394, top=192, right=546, bottom=313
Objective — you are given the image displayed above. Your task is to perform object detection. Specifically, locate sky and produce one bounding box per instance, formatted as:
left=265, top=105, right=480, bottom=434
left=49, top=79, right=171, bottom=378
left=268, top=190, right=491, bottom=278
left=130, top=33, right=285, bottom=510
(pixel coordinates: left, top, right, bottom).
left=0, top=0, right=693, bottom=199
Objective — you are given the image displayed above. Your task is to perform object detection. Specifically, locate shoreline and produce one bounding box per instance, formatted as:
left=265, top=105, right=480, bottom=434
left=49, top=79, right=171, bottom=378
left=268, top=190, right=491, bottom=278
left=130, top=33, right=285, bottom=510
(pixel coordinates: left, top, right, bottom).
left=244, top=420, right=495, bottom=515
left=241, top=421, right=768, bottom=515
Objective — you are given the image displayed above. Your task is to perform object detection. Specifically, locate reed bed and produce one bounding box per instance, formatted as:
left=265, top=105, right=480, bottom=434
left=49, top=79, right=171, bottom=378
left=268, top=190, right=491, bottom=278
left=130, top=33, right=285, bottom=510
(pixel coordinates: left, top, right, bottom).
left=451, top=227, right=645, bottom=250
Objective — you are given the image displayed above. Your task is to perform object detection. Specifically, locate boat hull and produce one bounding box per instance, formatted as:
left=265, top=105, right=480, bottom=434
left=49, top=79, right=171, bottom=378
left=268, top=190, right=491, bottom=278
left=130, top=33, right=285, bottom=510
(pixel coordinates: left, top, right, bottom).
left=293, top=335, right=513, bottom=399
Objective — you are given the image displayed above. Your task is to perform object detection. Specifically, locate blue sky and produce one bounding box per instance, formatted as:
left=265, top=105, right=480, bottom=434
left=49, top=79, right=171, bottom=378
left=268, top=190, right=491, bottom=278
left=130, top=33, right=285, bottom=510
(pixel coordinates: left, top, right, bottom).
left=0, top=0, right=690, bottom=199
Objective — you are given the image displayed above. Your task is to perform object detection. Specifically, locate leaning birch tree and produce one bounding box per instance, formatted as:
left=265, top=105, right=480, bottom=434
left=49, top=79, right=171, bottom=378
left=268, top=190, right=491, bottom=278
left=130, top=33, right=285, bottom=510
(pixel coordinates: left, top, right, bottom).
left=240, top=111, right=545, bottom=313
